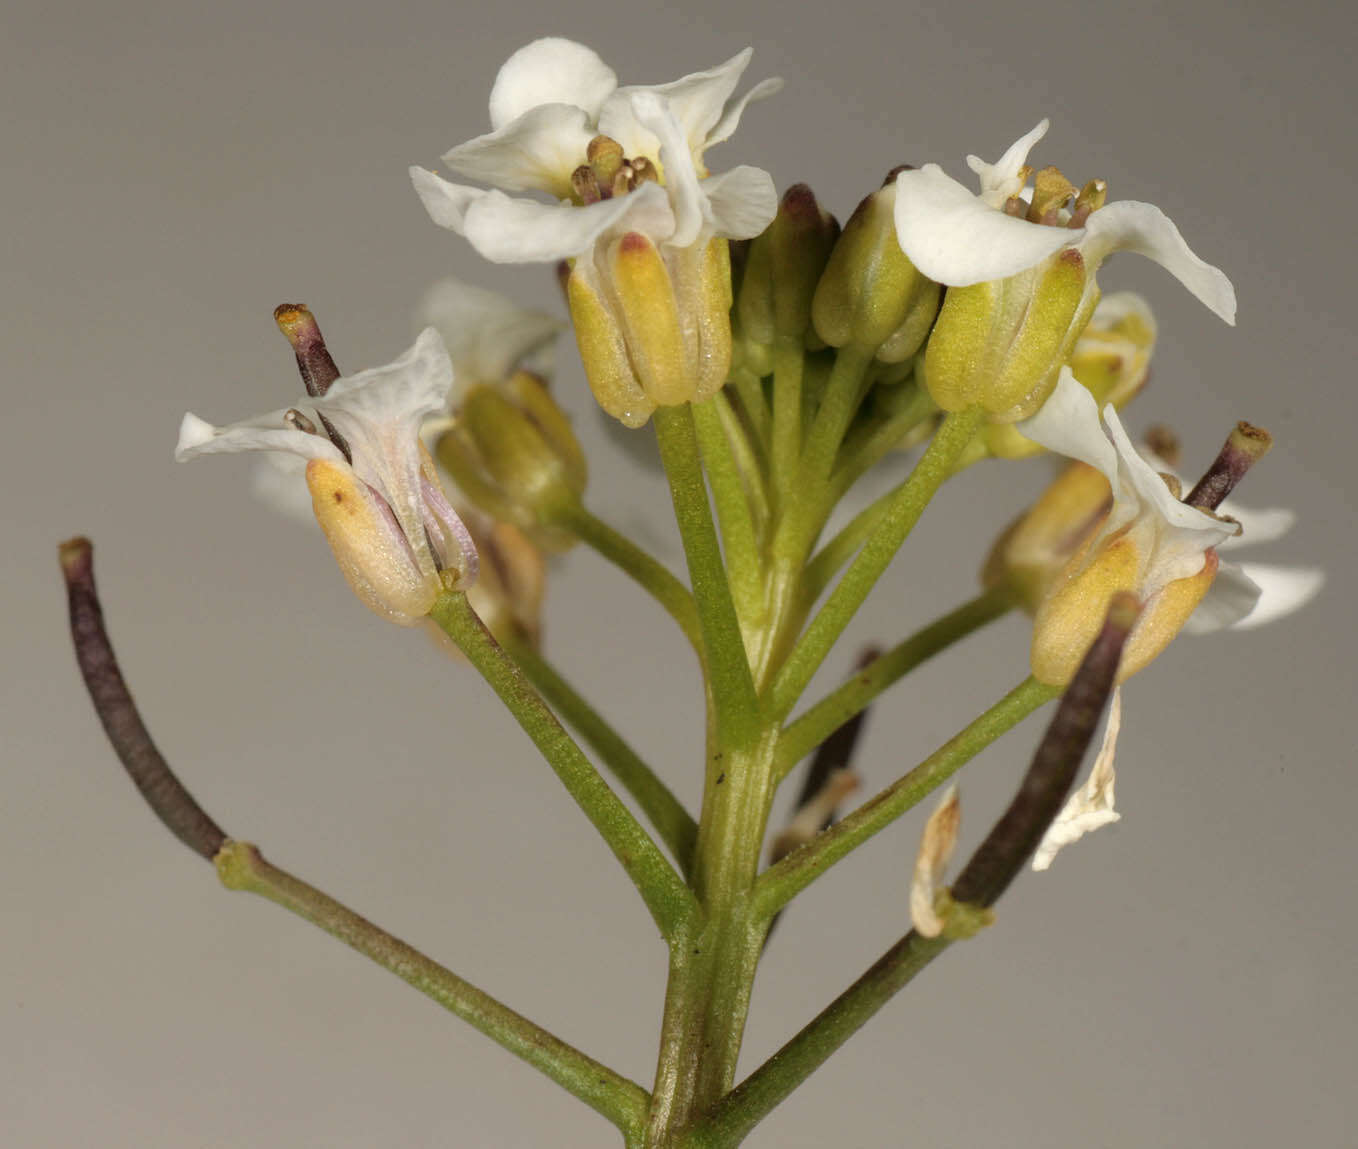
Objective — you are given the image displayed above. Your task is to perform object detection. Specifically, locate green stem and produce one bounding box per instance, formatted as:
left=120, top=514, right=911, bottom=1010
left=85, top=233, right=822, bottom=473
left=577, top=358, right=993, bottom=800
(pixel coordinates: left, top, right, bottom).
left=681, top=932, right=951, bottom=1147
left=429, top=592, right=697, bottom=940
left=731, top=368, right=770, bottom=447
left=775, top=588, right=1015, bottom=778
left=769, top=335, right=804, bottom=498
left=830, top=382, right=938, bottom=500
left=507, top=638, right=698, bottom=878
left=797, top=342, right=875, bottom=485
left=766, top=407, right=985, bottom=721
left=548, top=499, right=702, bottom=653
left=215, top=840, right=650, bottom=1140
left=653, top=404, right=762, bottom=752
left=799, top=488, right=895, bottom=609
left=754, top=676, right=1058, bottom=921
left=692, top=395, right=764, bottom=630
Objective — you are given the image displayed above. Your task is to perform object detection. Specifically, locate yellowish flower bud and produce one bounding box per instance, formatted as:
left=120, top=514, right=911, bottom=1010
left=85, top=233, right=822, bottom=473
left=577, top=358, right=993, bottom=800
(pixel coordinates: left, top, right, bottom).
left=922, top=248, right=1095, bottom=420
left=1031, top=543, right=1217, bottom=686
left=434, top=372, right=586, bottom=550
left=306, top=458, right=445, bottom=625
left=982, top=459, right=1112, bottom=610
left=567, top=233, right=733, bottom=427
left=812, top=178, right=940, bottom=360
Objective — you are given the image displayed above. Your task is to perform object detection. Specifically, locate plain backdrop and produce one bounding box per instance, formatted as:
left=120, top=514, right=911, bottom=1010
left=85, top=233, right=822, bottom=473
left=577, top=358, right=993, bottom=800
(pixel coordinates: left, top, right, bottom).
left=4, top=1, right=1356, bottom=1146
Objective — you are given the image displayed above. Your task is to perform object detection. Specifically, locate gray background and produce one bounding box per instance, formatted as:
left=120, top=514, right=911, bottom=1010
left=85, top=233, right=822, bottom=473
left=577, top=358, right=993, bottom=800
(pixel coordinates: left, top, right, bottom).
left=5, top=0, right=1355, bottom=1145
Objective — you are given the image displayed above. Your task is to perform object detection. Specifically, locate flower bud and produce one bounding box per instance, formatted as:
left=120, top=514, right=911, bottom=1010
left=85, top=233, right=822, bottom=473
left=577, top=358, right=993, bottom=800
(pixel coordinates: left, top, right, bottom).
left=434, top=372, right=586, bottom=550
left=812, top=178, right=940, bottom=359
left=982, top=291, right=1157, bottom=460
left=306, top=458, right=446, bottom=625
left=1030, top=539, right=1217, bottom=686
left=922, top=248, right=1094, bottom=420
left=982, top=459, right=1112, bottom=610
left=567, top=233, right=733, bottom=427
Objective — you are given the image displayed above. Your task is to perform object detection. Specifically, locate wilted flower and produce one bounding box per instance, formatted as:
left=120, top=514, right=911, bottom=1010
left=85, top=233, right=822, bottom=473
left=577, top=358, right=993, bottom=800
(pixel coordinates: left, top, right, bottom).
left=176, top=329, right=476, bottom=625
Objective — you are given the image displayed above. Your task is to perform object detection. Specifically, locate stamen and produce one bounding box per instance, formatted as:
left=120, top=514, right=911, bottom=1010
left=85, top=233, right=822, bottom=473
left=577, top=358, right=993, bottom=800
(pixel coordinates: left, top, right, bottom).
left=1029, top=167, right=1077, bottom=226
left=587, top=135, right=624, bottom=188
left=1003, top=196, right=1027, bottom=218
left=571, top=164, right=602, bottom=205
left=1069, top=179, right=1108, bottom=229
left=1185, top=422, right=1273, bottom=510
left=284, top=408, right=319, bottom=435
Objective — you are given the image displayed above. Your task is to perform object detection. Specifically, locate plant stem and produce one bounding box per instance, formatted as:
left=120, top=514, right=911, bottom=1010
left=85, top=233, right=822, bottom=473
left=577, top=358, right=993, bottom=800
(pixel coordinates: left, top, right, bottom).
left=754, top=676, right=1058, bottom=921
left=653, top=404, right=762, bottom=752
left=798, top=342, right=874, bottom=484
left=767, top=407, right=985, bottom=721
left=692, top=395, right=764, bottom=630
left=429, top=592, right=696, bottom=940
left=774, top=588, right=1015, bottom=778
left=690, top=599, right=1138, bottom=1146
left=507, top=638, right=698, bottom=878
left=547, top=499, right=702, bottom=654
left=769, top=335, right=804, bottom=499
left=215, top=841, right=650, bottom=1140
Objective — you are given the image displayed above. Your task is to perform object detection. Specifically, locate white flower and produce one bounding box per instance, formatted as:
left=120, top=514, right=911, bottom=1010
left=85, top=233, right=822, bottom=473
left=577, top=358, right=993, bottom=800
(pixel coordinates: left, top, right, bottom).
left=417, top=278, right=562, bottom=395
left=893, top=119, right=1236, bottom=324
left=1017, top=370, right=1321, bottom=682
left=176, top=329, right=477, bottom=624
left=409, top=38, right=780, bottom=265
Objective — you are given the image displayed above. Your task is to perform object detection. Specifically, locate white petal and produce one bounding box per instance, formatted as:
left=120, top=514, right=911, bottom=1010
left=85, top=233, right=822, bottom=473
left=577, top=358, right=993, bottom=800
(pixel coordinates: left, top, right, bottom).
left=1016, top=368, right=1120, bottom=481
left=1216, top=503, right=1295, bottom=549
left=487, top=38, right=616, bottom=130
left=410, top=167, right=484, bottom=235
left=703, top=165, right=779, bottom=239
left=1182, top=560, right=1261, bottom=634
left=174, top=410, right=343, bottom=465
left=443, top=104, right=596, bottom=197
left=460, top=183, right=673, bottom=263
left=1219, top=563, right=1324, bottom=631
left=707, top=76, right=782, bottom=150
left=601, top=49, right=775, bottom=160
left=1033, top=688, right=1122, bottom=871
left=1081, top=200, right=1236, bottom=324
left=629, top=91, right=705, bottom=247
left=250, top=455, right=316, bottom=523
left=1089, top=290, right=1156, bottom=331
left=893, top=163, right=1080, bottom=285
left=965, top=119, right=1050, bottom=202
left=320, top=328, right=454, bottom=442
left=1103, top=404, right=1238, bottom=546
left=418, top=278, right=561, bottom=389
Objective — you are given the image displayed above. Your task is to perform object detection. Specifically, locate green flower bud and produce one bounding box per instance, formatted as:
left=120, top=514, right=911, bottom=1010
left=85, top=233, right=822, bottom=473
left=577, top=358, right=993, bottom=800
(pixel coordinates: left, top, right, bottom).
left=435, top=373, right=587, bottom=551
left=812, top=178, right=940, bottom=358
left=922, top=248, right=1096, bottom=421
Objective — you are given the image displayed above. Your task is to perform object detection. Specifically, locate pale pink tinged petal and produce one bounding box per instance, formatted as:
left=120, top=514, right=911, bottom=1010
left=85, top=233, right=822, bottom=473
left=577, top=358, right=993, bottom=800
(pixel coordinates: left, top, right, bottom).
left=417, top=278, right=562, bottom=388
left=1215, top=503, right=1295, bottom=549
left=965, top=118, right=1050, bottom=201
left=443, top=104, right=597, bottom=196
left=893, top=163, right=1080, bottom=285
left=630, top=91, right=705, bottom=247
left=1015, top=368, right=1120, bottom=481
left=460, top=183, right=672, bottom=263
left=410, top=167, right=483, bottom=234
left=1033, top=687, right=1122, bottom=871
left=1214, top=563, right=1324, bottom=631
left=1081, top=200, right=1236, bottom=324
left=702, top=165, right=779, bottom=239
left=487, top=38, right=617, bottom=130
left=174, top=411, right=344, bottom=465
